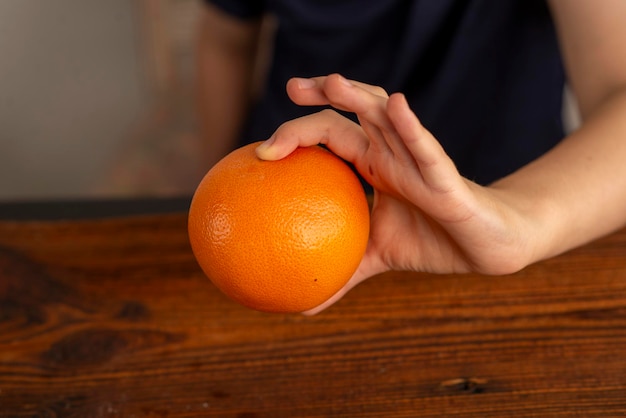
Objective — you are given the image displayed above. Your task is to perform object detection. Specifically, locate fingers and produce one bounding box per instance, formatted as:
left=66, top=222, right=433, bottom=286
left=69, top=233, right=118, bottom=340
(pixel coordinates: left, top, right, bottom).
left=255, top=109, right=369, bottom=165
left=266, top=75, right=463, bottom=197
left=288, top=74, right=406, bottom=158
left=285, top=77, right=329, bottom=107
left=288, top=74, right=391, bottom=126
left=387, top=93, right=461, bottom=193
left=286, top=74, right=389, bottom=109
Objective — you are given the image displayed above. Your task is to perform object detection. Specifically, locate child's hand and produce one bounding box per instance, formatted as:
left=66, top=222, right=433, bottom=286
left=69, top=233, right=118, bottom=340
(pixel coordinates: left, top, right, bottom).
left=256, top=74, right=536, bottom=314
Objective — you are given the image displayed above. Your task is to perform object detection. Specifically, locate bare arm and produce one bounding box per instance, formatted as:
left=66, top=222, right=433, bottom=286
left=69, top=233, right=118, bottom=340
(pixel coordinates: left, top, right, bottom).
left=490, top=0, right=626, bottom=261
left=548, top=0, right=626, bottom=117
left=194, top=3, right=265, bottom=168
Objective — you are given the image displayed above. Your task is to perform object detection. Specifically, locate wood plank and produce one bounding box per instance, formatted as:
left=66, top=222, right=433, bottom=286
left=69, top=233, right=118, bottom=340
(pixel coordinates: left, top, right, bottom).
left=1, top=214, right=625, bottom=417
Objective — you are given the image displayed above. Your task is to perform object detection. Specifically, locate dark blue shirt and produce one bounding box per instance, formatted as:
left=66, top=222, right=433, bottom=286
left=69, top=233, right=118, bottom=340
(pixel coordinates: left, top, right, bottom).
left=206, top=0, right=565, bottom=185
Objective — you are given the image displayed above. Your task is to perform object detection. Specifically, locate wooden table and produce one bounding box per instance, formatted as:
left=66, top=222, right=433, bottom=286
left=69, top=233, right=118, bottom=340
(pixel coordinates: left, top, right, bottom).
left=1, top=199, right=625, bottom=417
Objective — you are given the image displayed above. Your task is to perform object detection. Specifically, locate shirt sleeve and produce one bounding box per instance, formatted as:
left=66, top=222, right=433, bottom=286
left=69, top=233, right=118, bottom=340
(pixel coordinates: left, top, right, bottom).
left=203, top=0, right=266, bottom=20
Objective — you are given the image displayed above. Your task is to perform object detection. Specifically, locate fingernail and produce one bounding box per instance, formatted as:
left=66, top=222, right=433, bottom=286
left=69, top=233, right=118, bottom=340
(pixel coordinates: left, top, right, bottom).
left=295, top=77, right=316, bottom=89
left=255, top=136, right=277, bottom=160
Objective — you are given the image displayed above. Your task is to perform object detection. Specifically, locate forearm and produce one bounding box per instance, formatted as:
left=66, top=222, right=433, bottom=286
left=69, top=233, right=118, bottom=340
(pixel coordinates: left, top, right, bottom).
left=491, top=87, right=626, bottom=263
left=194, top=5, right=263, bottom=168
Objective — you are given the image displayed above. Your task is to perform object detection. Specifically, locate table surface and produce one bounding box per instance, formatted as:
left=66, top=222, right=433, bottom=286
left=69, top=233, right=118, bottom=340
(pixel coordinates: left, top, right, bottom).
left=1, top=200, right=625, bottom=417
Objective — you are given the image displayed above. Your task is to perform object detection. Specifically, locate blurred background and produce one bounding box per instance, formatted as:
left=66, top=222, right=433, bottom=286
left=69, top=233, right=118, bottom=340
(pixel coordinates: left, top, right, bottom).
left=0, top=0, right=203, bottom=201
left=0, top=0, right=581, bottom=202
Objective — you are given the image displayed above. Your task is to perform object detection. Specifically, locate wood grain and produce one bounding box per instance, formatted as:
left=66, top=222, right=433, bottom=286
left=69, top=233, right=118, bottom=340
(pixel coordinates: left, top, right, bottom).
left=0, top=213, right=625, bottom=417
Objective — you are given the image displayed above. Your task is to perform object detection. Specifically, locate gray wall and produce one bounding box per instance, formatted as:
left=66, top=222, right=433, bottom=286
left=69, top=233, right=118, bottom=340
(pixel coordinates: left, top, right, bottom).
left=0, top=0, right=148, bottom=199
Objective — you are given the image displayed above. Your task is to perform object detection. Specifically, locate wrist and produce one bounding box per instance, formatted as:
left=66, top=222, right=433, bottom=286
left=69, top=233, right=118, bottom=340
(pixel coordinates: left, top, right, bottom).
left=487, top=180, right=562, bottom=268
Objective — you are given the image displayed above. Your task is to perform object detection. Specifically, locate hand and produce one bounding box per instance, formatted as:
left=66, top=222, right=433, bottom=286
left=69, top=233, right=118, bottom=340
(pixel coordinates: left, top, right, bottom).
left=256, top=74, right=537, bottom=314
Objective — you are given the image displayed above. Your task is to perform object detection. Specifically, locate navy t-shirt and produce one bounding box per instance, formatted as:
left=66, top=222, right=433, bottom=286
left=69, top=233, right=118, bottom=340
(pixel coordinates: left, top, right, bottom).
left=205, top=0, right=565, bottom=185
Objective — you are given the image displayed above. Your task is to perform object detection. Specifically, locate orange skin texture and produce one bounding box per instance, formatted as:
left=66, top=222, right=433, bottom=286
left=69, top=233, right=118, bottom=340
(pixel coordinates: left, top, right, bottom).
left=188, top=142, right=370, bottom=313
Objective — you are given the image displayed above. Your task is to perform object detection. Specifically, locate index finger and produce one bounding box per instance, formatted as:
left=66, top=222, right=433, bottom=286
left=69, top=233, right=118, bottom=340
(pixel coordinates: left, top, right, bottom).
left=255, top=109, right=370, bottom=165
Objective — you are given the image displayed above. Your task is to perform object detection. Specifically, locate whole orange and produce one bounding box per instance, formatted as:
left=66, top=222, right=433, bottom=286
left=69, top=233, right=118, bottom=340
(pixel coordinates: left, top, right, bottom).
left=188, top=142, right=370, bottom=313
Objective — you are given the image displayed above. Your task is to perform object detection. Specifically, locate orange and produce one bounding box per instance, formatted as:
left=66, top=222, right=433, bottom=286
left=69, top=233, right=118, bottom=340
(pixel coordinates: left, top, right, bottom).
left=188, top=142, right=370, bottom=313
